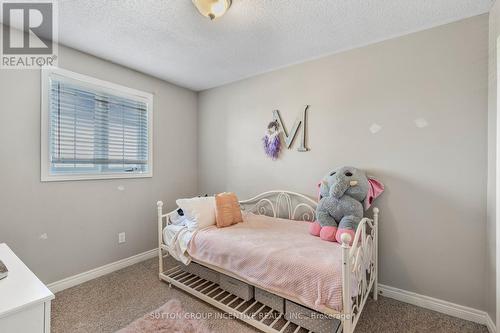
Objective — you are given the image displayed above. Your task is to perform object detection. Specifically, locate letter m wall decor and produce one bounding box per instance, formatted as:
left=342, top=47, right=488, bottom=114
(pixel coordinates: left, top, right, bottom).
left=272, top=105, right=309, bottom=152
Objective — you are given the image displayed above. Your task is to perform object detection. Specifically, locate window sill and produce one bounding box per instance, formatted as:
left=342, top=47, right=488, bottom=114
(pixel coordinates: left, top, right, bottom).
left=40, top=171, right=153, bottom=182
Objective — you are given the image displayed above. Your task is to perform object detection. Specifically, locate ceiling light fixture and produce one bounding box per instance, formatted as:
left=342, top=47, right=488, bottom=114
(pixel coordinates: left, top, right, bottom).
left=192, top=0, right=232, bottom=20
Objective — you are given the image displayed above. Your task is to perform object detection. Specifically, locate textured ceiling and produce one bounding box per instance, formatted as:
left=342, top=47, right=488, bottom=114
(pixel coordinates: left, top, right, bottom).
left=53, top=0, right=493, bottom=91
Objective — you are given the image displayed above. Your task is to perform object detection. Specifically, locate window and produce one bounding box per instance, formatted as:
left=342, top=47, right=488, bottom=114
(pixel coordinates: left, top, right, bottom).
left=41, top=68, right=153, bottom=181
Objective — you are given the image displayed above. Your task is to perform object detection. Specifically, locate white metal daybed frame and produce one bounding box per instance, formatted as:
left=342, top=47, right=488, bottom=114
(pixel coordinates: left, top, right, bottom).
left=157, top=191, right=379, bottom=333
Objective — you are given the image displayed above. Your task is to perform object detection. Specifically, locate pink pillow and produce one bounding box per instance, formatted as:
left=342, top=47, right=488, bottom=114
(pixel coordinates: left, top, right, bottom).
left=215, top=192, right=243, bottom=228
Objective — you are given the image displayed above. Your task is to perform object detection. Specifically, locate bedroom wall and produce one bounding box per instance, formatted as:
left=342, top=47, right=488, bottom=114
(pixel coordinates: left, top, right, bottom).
left=198, top=14, right=489, bottom=312
left=488, top=2, right=499, bottom=325
left=0, top=45, right=198, bottom=283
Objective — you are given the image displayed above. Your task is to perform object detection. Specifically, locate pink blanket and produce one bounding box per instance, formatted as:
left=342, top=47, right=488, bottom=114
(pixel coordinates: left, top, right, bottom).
left=188, top=213, right=343, bottom=312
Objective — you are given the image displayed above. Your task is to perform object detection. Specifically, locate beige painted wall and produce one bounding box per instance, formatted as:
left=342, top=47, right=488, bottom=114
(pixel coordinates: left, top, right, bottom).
left=198, top=15, right=489, bottom=311
left=489, top=2, right=499, bottom=325
left=0, top=45, right=198, bottom=284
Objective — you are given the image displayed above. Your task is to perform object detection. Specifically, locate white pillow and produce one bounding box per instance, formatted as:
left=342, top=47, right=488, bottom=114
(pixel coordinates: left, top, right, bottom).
left=176, top=196, right=216, bottom=229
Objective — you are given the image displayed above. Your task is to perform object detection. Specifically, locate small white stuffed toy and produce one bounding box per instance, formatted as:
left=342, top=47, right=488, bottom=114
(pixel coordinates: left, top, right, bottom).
left=170, top=209, right=198, bottom=231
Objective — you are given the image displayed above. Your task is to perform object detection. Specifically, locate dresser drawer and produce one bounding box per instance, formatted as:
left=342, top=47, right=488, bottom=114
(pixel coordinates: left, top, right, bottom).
left=0, top=303, right=45, bottom=333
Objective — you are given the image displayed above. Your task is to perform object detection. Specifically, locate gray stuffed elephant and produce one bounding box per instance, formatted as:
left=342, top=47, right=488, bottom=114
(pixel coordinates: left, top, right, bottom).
left=309, top=166, right=384, bottom=243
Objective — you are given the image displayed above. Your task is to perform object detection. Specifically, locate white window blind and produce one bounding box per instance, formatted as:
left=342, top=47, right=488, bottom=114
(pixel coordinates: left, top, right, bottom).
left=41, top=68, right=153, bottom=181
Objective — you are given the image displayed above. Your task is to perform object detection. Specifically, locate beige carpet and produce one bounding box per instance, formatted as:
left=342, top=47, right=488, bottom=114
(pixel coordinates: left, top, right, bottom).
left=51, top=257, right=488, bottom=333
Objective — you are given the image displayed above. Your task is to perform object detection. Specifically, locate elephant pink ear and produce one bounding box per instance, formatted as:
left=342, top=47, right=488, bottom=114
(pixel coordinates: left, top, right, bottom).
left=364, top=177, right=384, bottom=210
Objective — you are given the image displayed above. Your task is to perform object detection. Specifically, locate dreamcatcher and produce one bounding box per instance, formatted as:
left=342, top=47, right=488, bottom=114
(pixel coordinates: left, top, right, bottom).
left=262, top=120, right=281, bottom=160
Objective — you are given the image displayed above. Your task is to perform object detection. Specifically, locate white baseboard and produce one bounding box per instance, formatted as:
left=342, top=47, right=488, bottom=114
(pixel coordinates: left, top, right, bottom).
left=486, top=313, right=497, bottom=333
left=379, top=284, right=496, bottom=333
left=47, top=248, right=157, bottom=293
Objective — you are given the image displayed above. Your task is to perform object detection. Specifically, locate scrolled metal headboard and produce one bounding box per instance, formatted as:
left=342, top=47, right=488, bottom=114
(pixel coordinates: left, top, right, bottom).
left=239, top=190, right=317, bottom=222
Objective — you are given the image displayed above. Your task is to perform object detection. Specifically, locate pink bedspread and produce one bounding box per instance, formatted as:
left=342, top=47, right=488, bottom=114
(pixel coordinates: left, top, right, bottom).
left=188, top=213, right=343, bottom=312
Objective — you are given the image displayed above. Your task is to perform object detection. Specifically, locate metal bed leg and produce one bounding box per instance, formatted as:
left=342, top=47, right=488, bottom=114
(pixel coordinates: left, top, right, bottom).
left=341, top=233, right=353, bottom=333
left=157, top=201, right=164, bottom=280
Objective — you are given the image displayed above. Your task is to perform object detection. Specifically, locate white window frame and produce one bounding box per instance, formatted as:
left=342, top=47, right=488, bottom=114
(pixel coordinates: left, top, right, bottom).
left=41, top=67, right=154, bottom=181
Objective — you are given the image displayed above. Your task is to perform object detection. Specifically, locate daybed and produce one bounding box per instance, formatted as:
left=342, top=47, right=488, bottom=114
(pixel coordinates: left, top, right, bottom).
left=157, top=191, right=379, bottom=333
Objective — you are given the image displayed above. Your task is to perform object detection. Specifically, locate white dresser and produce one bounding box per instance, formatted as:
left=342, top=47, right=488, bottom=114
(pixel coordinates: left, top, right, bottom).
left=0, top=243, right=54, bottom=333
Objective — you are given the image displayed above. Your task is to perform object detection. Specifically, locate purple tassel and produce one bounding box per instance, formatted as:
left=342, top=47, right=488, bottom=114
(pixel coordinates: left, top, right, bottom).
left=263, top=133, right=281, bottom=160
